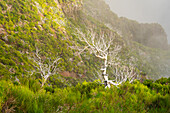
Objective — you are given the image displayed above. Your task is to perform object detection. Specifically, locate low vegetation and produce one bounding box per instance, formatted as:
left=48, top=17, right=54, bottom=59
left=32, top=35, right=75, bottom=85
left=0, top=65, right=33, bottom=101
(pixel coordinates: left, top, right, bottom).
left=0, top=0, right=170, bottom=112
left=0, top=77, right=169, bottom=112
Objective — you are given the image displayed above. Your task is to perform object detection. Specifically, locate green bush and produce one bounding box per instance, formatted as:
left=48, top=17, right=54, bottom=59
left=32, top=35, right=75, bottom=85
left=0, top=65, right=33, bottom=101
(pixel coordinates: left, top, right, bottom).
left=143, top=77, right=170, bottom=95
left=0, top=1, right=7, bottom=10
left=0, top=78, right=169, bottom=113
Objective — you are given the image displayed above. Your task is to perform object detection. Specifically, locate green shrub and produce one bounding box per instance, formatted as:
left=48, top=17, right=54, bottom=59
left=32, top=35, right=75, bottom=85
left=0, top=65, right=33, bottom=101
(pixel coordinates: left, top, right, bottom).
left=0, top=79, right=169, bottom=113
left=143, top=77, right=170, bottom=95
left=0, top=1, right=7, bottom=10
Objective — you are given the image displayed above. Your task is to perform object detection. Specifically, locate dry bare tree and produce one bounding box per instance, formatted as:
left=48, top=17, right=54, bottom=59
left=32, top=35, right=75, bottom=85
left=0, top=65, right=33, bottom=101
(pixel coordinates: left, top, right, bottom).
left=107, top=64, right=138, bottom=87
left=33, top=48, right=60, bottom=87
left=77, top=29, right=122, bottom=87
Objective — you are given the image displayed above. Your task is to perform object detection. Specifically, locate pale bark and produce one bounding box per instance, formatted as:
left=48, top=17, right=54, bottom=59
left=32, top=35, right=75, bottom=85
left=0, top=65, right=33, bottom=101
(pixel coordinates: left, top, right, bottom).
left=108, top=64, right=138, bottom=86
left=33, top=48, right=60, bottom=87
left=77, top=29, right=122, bottom=87
left=77, top=28, right=139, bottom=87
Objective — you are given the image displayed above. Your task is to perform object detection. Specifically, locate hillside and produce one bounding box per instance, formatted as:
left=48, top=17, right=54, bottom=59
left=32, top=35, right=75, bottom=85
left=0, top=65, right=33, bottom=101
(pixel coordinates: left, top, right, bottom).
left=0, top=0, right=170, bottom=112
left=0, top=0, right=91, bottom=84
left=0, top=0, right=170, bottom=84
left=83, top=0, right=168, bottom=49
left=82, top=0, right=170, bottom=79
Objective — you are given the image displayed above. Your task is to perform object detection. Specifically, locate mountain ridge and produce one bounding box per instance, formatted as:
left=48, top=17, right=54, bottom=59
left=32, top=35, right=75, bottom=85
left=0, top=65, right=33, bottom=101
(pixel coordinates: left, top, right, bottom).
left=83, top=0, right=168, bottom=49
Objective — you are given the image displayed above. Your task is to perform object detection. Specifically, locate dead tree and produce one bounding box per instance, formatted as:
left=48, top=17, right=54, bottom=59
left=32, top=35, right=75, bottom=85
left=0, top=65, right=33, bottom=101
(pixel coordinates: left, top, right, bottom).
left=77, top=29, right=121, bottom=87
left=108, top=64, right=138, bottom=87
left=33, top=48, right=60, bottom=87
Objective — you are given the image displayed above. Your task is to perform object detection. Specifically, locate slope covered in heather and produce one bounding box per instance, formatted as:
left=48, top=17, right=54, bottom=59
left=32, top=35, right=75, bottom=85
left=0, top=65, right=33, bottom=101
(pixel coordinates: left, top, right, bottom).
left=0, top=0, right=170, bottom=112
left=0, top=0, right=170, bottom=85
left=0, top=0, right=97, bottom=84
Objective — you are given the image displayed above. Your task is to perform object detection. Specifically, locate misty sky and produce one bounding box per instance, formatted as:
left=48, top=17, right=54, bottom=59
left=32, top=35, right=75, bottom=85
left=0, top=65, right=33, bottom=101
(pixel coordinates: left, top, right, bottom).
left=105, top=0, right=170, bottom=43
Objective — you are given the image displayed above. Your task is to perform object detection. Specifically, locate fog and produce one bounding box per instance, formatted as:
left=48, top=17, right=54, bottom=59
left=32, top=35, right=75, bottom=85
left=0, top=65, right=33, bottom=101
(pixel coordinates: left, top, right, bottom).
left=105, top=0, right=170, bottom=43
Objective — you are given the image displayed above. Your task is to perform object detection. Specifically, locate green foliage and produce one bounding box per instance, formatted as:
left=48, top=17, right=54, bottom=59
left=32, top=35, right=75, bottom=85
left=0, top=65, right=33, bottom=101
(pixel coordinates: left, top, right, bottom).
left=0, top=0, right=170, bottom=112
left=143, top=77, right=170, bottom=95
left=1, top=0, right=168, bottom=84
left=0, top=78, right=169, bottom=112
left=0, top=0, right=92, bottom=81
left=0, top=1, right=7, bottom=10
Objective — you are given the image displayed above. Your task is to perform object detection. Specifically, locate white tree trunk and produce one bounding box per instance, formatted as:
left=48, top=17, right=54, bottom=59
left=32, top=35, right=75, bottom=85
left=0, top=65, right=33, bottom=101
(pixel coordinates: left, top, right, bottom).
left=77, top=29, right=122, bottom=87
left=77, top=28, right=138, bottom=87
left=33, top=48, right=60, bottom=87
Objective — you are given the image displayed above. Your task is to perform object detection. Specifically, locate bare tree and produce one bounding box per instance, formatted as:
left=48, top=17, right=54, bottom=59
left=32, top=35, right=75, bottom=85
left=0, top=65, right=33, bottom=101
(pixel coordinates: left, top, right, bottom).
left=107, top=64, right=138, bottom=87
left=77, top=29, right=121, bottom=87
left=33, top=48, right=60, bottom=87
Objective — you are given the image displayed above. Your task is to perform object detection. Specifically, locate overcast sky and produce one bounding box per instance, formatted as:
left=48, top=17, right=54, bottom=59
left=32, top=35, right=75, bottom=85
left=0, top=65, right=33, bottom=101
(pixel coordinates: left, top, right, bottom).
left=105, top=0, right=170, bottom=43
